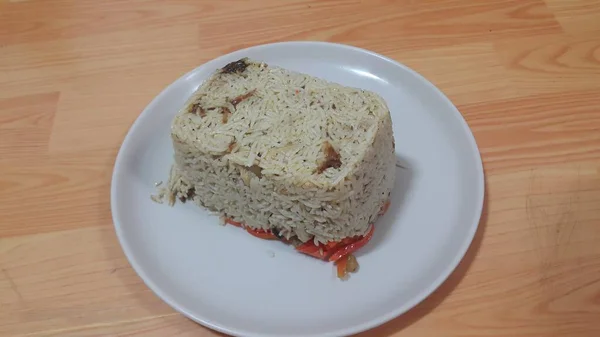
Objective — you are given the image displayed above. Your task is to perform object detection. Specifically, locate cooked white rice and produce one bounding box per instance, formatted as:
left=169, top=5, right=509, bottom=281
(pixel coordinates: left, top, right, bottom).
left=167, top=58, right=395, bottom=244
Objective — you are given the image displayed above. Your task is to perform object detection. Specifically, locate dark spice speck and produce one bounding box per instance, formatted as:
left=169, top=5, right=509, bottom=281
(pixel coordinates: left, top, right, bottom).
left=221, top=58, right=249, bottom=74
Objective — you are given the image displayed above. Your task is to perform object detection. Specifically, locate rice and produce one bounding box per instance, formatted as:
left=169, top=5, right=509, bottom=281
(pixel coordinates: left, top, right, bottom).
left=166, top=58, right=395, bottom=244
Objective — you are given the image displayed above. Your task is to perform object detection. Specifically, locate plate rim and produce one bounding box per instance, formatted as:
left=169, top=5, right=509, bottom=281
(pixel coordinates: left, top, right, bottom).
left=111, top=41, right=485, bottom=337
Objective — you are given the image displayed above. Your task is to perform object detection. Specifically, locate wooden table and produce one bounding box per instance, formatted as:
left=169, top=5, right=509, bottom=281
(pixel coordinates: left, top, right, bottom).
left=2, top=0, right=600, bottom=336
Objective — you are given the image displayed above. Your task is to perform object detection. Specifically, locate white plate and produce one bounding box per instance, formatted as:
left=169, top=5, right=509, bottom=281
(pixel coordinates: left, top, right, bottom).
left=111, top=42, right=484, bottom=337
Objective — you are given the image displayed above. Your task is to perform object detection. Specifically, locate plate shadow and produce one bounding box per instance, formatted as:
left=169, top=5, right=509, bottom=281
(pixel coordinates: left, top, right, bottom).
left=358, top=153, right=414, bottom=256
left=353, top=176, right=489, bottom=337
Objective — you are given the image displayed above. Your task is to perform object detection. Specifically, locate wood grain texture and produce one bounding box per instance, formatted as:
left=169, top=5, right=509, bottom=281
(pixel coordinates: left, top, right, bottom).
left=1, top=0, right=599, bottom=336
left=545, top=0, right=600, bottom=34
left=0, top=93, right=59, bottom=161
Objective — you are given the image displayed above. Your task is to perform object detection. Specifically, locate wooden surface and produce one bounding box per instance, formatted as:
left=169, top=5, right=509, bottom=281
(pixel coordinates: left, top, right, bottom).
left=1, top=0, right=600, bottom=336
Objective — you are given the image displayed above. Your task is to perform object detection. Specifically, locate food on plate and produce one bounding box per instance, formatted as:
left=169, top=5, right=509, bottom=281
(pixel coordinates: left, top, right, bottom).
left=162, top=58, right=395, bottom=278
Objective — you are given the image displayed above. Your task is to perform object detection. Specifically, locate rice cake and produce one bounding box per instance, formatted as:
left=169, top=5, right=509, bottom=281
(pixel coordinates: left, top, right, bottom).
left=168, top=58, right=395, bottom=244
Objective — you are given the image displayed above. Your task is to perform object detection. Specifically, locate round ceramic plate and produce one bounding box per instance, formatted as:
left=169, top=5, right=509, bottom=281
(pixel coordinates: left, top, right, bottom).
left=111, top=42, right=484, bottom=337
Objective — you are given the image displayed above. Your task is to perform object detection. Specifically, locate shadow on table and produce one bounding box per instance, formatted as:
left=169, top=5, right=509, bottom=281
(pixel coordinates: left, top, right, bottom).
left=353, top=178, right=489, bottom=337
